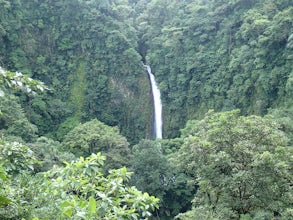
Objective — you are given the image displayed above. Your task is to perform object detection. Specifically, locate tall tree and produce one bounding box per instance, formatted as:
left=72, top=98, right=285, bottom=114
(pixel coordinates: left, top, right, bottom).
left=62, top=119, right=131, bottom=170
left=130, top=139, right=194, bottom=218
left=177, top=110, right=293, bottom=219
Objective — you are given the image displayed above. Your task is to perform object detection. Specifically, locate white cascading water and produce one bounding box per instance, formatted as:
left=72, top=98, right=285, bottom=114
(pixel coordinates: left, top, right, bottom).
left=144, top=65, right=163, bottom=139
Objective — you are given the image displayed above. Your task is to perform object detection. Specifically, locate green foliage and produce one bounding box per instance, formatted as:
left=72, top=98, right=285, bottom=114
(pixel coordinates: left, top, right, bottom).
left=0, top=67, right=48, bottom=94
left=29, top=136, right=75, bottom=172
left=0, top=0, right=151, bottom=143
left=0, top=167, right=10, bottom=208
left=131, top=140, right=172, bottom=200
left=28, top=96, right=61, bottom=136
left=130, top=139, right=195, bottom=218
left=1, top=0, right=292, bottom=140
left=62, top=119, right=131, bottom=170
left=137, top=0, right=293, bottom=138
left=3, top=0, right=291, bottom=141
left=0, top=139, right=39, bottom=219
left=0, top=139, right=37, bottom=175
left=0, top=1, right=293, bottom=219
left=0, top=66, right=50, bottom=140
left=161, top=138, right=184, bottom=156
left=30, top=153, right=159, bottom=219
left=269, top=105, right=293, bottom=146
left=177, top=110, right=293, bottom=219
left=0, top=141, right=159, bottom=219
left=0, top=92, right=37, bottom=142
left=69, top=61, right=86, bottom=119
left=55, top=116, right=80, bottom=141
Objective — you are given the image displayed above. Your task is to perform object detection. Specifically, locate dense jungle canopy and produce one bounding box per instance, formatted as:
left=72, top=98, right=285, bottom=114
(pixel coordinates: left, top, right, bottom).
left=0, top=0, right=292, bottom=219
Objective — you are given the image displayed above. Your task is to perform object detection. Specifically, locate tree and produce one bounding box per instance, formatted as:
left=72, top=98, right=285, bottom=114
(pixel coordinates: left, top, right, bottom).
left=0, top=148, right=159, bottom=219
left=28, top=136, right=75, bottom=172
left=0, top=66, right=48, bottom=94
left=0, top=66, right=49, bottom=219
left=62, top=119, right=131, bottom=170
left=29, top=153, right=159, bottom=219
left=0, top=92, right=38, bottom=142
left=0, top=66, right=48, bottom=141
left=177, top=110, right=293, bottom=219
left=0, top=139, right=38, bottom=219
left=130, top=140, right=172, bottom=200
left=130, top=139, right=194, bottom=218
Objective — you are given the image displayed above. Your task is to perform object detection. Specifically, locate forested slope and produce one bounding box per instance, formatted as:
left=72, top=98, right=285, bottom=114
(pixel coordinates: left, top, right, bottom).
left=0, top=0, right=292, bottom=140
left=137, top=0, right=293, bottom=137
left=0, top=0, right=152, bottom=143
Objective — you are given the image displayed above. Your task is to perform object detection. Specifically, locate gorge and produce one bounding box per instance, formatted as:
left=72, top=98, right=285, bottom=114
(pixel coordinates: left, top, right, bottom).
left=0, top=0, right=292, bottom=219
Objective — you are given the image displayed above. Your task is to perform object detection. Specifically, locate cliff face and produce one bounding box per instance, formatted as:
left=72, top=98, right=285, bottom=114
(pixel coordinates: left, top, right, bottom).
left=139, top=0, right=293, bottom=138
left=1, top=0, right=292, bottom=142
left=0, top=0, right=153, bottom=143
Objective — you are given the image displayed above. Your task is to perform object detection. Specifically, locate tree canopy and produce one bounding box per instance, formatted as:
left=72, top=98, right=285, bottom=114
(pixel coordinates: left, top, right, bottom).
left=62, top=119, right=131, bottom=170
left=177, top=110, right=293, bottom=219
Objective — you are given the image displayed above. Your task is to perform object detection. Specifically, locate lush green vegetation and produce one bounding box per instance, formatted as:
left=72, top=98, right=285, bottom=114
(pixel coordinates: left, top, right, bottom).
left=176, top=110, right=292, bottom=219
left=0, top=0, right=293, bottom=219
left=140, top=0, right=293, bottom=138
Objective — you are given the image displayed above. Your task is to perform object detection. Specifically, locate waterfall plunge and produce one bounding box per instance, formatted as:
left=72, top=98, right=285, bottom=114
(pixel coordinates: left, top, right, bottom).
left=144, top=65, right=163, bottom=139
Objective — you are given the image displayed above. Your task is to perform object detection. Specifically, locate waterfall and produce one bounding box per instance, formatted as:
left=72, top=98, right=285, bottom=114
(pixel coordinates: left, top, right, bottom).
left=144, top=65, right=163, bottom=139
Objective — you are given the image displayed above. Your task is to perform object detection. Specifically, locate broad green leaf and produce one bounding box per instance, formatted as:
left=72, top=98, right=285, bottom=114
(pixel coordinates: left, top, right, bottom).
left=88, top=196, right=96, bottom=214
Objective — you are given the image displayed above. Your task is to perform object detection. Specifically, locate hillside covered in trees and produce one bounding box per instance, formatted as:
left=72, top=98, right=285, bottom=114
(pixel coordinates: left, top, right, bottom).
left=0, top=0, right=292, bottom=219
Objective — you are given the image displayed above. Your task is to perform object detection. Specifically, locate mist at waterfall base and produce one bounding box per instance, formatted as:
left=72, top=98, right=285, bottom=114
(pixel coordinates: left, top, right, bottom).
left=144, top=65, right=163, bottom=139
